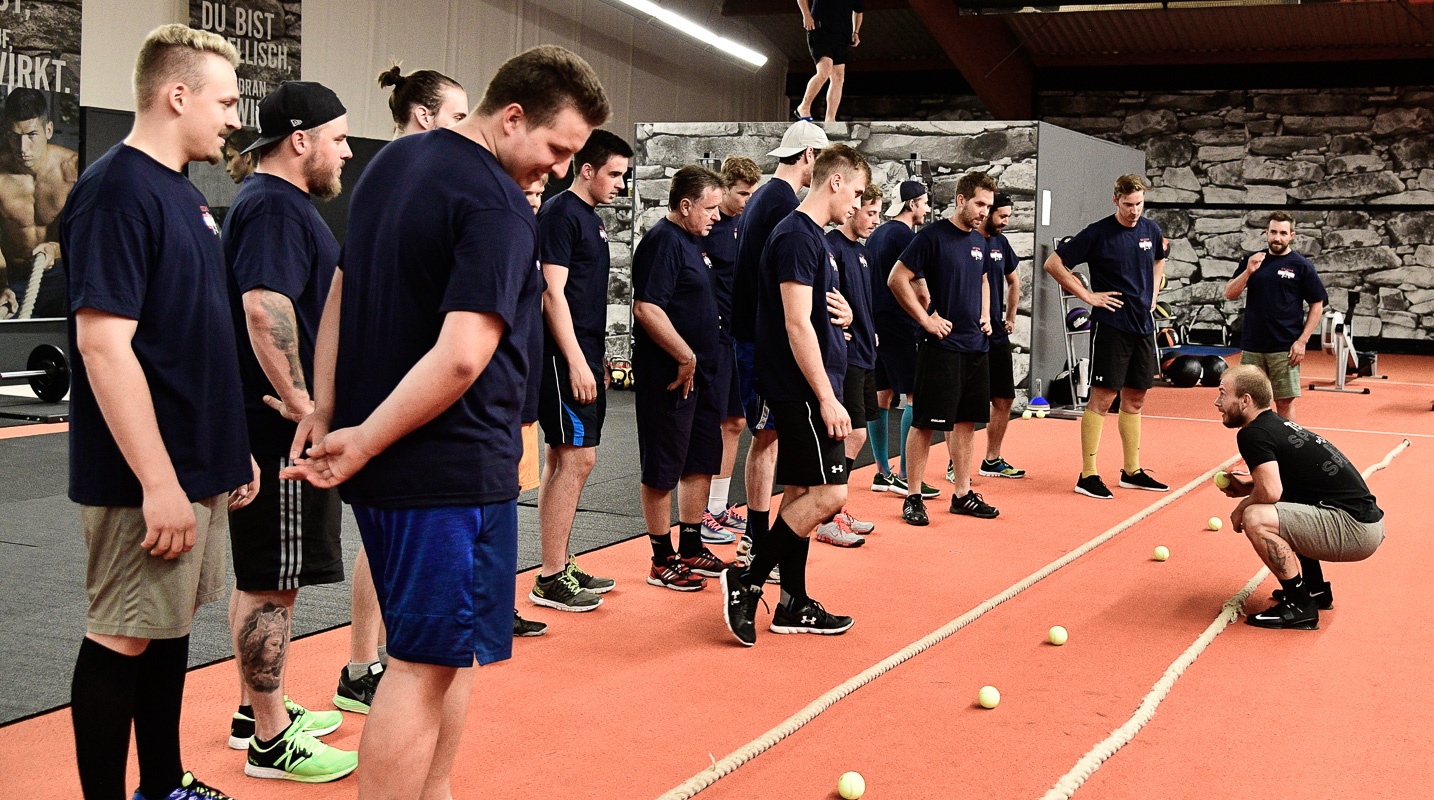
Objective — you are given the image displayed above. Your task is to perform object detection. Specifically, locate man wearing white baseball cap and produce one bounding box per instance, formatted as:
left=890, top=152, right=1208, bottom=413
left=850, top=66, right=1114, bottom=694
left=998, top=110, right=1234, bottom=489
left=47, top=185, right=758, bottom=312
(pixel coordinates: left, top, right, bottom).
left=729, top=120, right=829, bottom=577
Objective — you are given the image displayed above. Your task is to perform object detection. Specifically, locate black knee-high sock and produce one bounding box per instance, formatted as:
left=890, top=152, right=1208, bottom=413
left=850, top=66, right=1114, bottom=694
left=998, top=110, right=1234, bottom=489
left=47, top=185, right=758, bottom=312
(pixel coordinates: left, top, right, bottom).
left=777, top=521, right=811, bottom=608
left=133, top=636, right=189, bottom=800
left=743, top=518, right=789, bottom=587
left=845, top=457, right=855, bottom=481
left=1277, top=574, right=1310, bottom=606
left=748, top=509, right=769, bottom=543
left=1297, top=554, right=1325, bottom=586
left=678, top=522, right=703, bottom=558
left=72, top=638, right=141, bottom=800
left=649, top=534, right=676, bottom=562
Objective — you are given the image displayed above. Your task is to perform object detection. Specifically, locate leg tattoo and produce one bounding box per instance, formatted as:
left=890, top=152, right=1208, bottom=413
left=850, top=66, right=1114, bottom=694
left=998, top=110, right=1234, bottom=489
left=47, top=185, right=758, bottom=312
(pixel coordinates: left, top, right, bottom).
left=238, top=603, right=290, bottom=694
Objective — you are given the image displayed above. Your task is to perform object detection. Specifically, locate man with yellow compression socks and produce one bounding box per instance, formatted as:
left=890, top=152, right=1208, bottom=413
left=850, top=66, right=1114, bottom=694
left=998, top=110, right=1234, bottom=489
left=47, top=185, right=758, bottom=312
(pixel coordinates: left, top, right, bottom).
left=1042, top=174, right=1168, bottom=499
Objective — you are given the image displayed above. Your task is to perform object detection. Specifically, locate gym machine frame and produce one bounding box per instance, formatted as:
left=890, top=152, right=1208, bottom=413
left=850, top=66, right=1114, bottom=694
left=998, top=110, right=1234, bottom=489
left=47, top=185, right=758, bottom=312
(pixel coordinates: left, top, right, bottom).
left=1049, top=236, right=1091, bottom=420
left=1309, top=290, right=1385, bottom=395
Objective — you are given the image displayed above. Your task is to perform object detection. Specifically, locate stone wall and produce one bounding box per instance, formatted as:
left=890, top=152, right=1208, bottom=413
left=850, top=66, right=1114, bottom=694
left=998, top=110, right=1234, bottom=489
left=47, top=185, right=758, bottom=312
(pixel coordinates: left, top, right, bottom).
left=625, top=121, right=1041, bottom=390
left=1036, top=87, right=1434, bottom=342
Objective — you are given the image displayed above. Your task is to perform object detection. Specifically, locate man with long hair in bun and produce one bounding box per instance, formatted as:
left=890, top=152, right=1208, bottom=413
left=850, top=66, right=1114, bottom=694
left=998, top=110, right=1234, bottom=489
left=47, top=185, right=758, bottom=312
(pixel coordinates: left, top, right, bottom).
left=376, top=62, right=468, bottom=135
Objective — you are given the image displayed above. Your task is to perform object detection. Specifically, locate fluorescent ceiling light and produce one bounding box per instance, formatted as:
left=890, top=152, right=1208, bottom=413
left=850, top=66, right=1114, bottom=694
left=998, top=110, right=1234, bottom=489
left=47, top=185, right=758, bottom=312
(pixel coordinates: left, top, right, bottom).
left=608, top=0, right=769, bottom=67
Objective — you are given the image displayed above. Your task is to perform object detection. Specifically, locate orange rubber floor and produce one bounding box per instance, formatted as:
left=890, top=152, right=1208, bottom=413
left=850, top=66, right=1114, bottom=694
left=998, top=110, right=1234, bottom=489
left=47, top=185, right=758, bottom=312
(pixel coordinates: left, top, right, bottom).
left=4, top=351, right=1431, bottom=799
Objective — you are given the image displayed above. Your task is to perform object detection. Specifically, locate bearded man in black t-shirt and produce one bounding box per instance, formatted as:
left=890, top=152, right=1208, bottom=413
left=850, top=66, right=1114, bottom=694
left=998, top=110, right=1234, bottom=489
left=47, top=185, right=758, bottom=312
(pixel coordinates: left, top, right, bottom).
left=1214, top=365, right=1385, bottom=631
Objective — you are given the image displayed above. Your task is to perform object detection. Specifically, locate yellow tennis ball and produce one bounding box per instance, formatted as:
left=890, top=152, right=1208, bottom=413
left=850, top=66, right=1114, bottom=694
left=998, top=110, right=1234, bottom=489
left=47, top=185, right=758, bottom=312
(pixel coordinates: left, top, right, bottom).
left=1213, top=471, right=1231, bottom=489
left=1036, top=410, right=1047, bottom=418
left=1049, top=626, right=1068, bottom=646
left=838, top=772, right=865, bottom=800
left=1022, top=410, right=1033, bottom=419
left=1208, top=517, right=1223, bottom=531
left=1153, top=545, right=1170, bottom=561
left=978, top=685, right=1000, bottom=708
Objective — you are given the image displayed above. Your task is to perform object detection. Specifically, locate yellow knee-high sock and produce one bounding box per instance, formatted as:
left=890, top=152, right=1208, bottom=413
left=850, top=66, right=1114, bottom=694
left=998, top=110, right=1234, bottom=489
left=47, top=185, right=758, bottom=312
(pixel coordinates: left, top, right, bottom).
left=1080, top=409, right=1104, bottom=478
left=1118, top=410, right=1142, bottom=474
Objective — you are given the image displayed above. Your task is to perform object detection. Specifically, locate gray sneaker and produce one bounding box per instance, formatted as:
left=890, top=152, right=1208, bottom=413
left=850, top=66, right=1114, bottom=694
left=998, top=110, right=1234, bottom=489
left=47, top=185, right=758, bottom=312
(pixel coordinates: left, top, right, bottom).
left=566, top=556, right=615, bottom=594
left=814, top=520, right=865, bottom=548
left=529, top=570, right=602, bottom=612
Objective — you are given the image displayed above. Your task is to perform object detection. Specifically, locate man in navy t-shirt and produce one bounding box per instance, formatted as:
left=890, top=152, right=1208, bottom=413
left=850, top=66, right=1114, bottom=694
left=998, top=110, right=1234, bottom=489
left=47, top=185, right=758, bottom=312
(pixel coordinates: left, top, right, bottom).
left=221, top=81, right=358, bottom=781
left=819, top=182, right=883, bottom=547
left=1044, top=174, right=1169, bottom=500
left=62, top=26, right=257, bottom=800
left=731, top=121, right=828, bottom=568
left=530, top=129, right=630, bottom=614
left=282, top=46, right=609, bottom=798
left=631, top=166, right=735, bottom=593
left=977, top=193, right=1027, bottom=481
left=721, top=145, right=866, bottom=648
left=888, top=171, right=998, bottom=526
left=703, top=155, right=760, bottom=544
left=1224, top=210, right=1327, bottom=422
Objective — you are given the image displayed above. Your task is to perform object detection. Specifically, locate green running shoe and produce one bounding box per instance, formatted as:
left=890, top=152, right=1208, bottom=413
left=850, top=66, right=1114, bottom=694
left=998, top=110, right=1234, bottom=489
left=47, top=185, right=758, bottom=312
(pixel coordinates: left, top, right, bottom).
left=979, top=458, right=1027, bottom=479
left=229, top=697, right=342, bottom=749
left=566, top=555, right=615, bottom=594
left=245, top=722, right=358, bottom=783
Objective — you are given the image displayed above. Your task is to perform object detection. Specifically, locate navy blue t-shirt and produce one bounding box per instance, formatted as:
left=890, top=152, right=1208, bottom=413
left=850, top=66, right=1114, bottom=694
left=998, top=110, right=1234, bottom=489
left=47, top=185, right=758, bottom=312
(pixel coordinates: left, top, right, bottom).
left=707, top=210, right=740, bottom=339
left=810, top=0, right=864, bottom=35
left=334, top=128, right=540, bottom=508
left=825, top=229, right=876, bottom=370
left=985, top=232, right=1019, bottom=345
left=224, top=173, right=340, bottom=455
left=521, top=259, right=545, bottom=424
left=756, top=211, right=846, bottom=402
left=537, top=190, right=609, bottom=366
left=732, top=178, right=799, bottom=342
left=62, top=144, right=251, bottom=506
left=631, top=217, right=720, bottom=387
left=1056, top=215, right=1165, bottom=335
left=867, top=219, right=919, bottom=341
left=898, top=220, right=989, bottom=353
left=1233, top=251, right=1327, bottom=352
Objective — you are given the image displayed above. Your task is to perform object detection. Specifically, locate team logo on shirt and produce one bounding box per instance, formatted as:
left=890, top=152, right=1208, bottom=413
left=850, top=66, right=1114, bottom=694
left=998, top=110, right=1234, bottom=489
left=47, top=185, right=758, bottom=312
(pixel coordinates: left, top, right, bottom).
left=199, top=205, right=218, bottom=236
left=702, top=253, right=713, bottom=268
left=858, top=254, right=868, bottom=270
left=829, top=253, right=840, bottom=273
left=970, top=246, right=982, bottom=261
left=991, top=250, right=1004, bottom=262
left=598, top=224, right=608, bottom=242
left=1277, top=267, right=1296, bottom=280
left=1139, top=238, right=1153, bottom=251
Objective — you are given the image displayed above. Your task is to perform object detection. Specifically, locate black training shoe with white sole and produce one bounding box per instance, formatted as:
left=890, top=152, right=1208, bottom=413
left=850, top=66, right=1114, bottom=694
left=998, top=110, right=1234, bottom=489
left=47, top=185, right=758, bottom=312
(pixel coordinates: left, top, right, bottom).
left=902, top=495, right=929, bottom=526
left=1119, top=469, right=1169, bottom=492
left=1074, top=473, right=1113, bottom=500
left=720, top=568, right=765, bottom=647
left=1273, top=581, right=1334, bottom=610
left=1245, top=598, right=1319, bottom=630
left=951, top=490, right=999, bottom=519
left=770, top=598, right=853, bottom=635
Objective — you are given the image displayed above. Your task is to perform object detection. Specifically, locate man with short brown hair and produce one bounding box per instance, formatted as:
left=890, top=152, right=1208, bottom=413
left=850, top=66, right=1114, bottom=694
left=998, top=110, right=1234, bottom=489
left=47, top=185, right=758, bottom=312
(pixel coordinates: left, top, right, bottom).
left=0, top=87, right=79, bottom=320
left=63, top=23, right=257, bottom=800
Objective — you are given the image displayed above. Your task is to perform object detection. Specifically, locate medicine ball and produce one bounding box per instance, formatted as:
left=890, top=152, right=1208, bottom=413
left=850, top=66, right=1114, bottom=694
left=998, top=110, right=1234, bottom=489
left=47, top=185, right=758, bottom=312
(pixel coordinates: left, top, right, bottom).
left=1153, top=301, right=1174, bottom=320
left=1199, top=355, right=1227, bottom=387
left=1165, top=355, right=1204, bottom=388
left=1156, top=328, right=1180, bottom=349
left=1065, top=308, right=1091, bottom=332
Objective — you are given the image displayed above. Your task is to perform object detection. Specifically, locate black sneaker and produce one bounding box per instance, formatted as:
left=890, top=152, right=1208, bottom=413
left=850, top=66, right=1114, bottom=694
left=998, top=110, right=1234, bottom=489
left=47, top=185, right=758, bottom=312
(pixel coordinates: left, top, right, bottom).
left=951, top=490, right=999, bottom=519
left=770, top=598, right=853, bottom=635
left=333, top=663, right=383, bottom=714
left=566, top=556, right=615, bottom=594
left=902, top=495, right=929, bottom=526
left=1245, top=597, right=1319, bottom=630
left=513, top=609, right=548, bottom=637
left=1119, top=469, right=1170, bottom=492
left=529, top=570, right=602, bottom=612
left=720, top=568, right=766, bottom=647
left=1273, top=581, right=1334, bottom=610
left=1074, top=473, right=1114, bottom=500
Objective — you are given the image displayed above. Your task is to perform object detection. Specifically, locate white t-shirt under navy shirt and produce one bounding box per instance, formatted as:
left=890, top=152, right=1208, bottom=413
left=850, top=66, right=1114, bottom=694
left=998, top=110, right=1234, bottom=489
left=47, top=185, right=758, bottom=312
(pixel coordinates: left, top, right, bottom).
left=333, top=128, right=540, bottom=509
left=62, top=143, right=251, bottom=507
left=898, top=219, right=990, bottom=353
left=224, top=173, right=340, bottom=456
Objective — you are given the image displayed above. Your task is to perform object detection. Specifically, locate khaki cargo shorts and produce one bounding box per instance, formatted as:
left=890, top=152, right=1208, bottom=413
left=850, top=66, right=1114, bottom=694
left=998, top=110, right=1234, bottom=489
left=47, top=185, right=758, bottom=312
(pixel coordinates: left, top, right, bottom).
left=1275, top=501, right=1385, bottom=563
left=1240, top=350, right=1301, bottom=399
left=82, top=494, right=230, bottom=639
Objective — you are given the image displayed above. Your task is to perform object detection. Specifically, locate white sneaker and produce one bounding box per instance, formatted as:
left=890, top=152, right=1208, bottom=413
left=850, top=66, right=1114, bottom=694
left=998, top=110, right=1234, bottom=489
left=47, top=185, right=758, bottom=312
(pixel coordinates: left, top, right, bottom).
left=814, top=520, right=865, bottom=548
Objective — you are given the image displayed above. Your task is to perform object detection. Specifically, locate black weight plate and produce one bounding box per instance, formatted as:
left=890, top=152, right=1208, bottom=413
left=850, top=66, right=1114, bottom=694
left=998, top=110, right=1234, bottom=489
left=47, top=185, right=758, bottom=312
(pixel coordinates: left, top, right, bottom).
left=27, top=343, right=69, bottom=403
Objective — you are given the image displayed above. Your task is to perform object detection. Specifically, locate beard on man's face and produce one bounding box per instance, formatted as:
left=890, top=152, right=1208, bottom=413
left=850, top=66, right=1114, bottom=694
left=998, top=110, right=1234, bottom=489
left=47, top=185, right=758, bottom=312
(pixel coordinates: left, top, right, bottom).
left=304, top=152, right=342, bottom=200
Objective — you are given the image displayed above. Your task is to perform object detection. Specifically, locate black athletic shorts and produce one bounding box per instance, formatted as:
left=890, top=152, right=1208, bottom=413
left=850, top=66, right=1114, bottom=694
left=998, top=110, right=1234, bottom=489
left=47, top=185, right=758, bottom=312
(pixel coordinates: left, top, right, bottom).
left=988, top=340, right=1016, bottom=400
left=874, top=334, right=918, bottom=396
left=230, top=454, right=344, bottom=592
left=1090, top=321, right=1157, bottom=392
left=806, top=26, right=850, bottom=66
left=635, top=375, right=723, bottom=491
left=911, top=343, right=991, bottom=431
left=843, top=364, right=879, bottom=424
left=717, top=338, right=744, bottom=420
left=538, top=350, right=606, bottom=447
left=770, top=399, right=849, bottom=487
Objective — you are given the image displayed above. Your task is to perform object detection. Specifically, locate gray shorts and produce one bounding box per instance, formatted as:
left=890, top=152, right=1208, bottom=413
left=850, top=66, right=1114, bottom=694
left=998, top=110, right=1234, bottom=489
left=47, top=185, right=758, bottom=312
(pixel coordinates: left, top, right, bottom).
left=1275, top=502, right=1384, bottom=562
left=82, top=494, right=230, bottom=639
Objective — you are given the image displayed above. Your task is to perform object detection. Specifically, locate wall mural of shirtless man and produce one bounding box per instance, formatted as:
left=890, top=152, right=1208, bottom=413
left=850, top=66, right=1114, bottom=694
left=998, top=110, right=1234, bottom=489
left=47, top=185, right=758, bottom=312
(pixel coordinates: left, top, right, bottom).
left=0, top=87, right=79, bottom=320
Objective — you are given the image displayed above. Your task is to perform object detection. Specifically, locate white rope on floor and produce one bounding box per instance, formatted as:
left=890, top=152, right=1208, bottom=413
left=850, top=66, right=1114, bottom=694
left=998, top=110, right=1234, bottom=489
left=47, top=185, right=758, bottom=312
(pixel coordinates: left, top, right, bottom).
left=1038, top=438, right=1411, bottom=800
left=654, top=454, right=1244, bottom=800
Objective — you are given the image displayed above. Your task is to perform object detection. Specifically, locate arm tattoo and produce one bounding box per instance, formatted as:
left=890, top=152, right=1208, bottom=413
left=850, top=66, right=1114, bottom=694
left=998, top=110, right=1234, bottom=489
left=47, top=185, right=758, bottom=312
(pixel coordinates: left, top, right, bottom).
left=260, top=292, right=307, bottom=393
left=237, top=602, right=290, bottom=694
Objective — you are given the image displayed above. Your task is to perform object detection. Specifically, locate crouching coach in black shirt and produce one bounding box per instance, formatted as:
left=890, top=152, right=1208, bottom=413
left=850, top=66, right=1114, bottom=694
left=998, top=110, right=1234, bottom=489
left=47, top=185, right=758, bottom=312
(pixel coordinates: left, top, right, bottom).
left=1214, top=365, right=1385, bottom=631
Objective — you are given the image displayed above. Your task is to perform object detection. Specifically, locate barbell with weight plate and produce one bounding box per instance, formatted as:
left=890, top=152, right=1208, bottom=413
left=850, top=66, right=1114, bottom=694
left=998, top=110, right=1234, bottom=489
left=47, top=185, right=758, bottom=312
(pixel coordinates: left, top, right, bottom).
left=0, top=343, right=70, bottom=403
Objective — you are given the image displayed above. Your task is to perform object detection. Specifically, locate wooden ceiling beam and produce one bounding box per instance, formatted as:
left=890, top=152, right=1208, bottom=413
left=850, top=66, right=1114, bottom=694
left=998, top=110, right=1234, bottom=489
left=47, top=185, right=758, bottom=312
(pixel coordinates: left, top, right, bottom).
left=905, top=0, right=1033, bottom=118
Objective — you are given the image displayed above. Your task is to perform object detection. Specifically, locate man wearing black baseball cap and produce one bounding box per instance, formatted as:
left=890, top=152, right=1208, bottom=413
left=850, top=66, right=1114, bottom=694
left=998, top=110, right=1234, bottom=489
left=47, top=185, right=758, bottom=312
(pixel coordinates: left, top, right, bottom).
left=224, top=79, right=357, bottom=782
